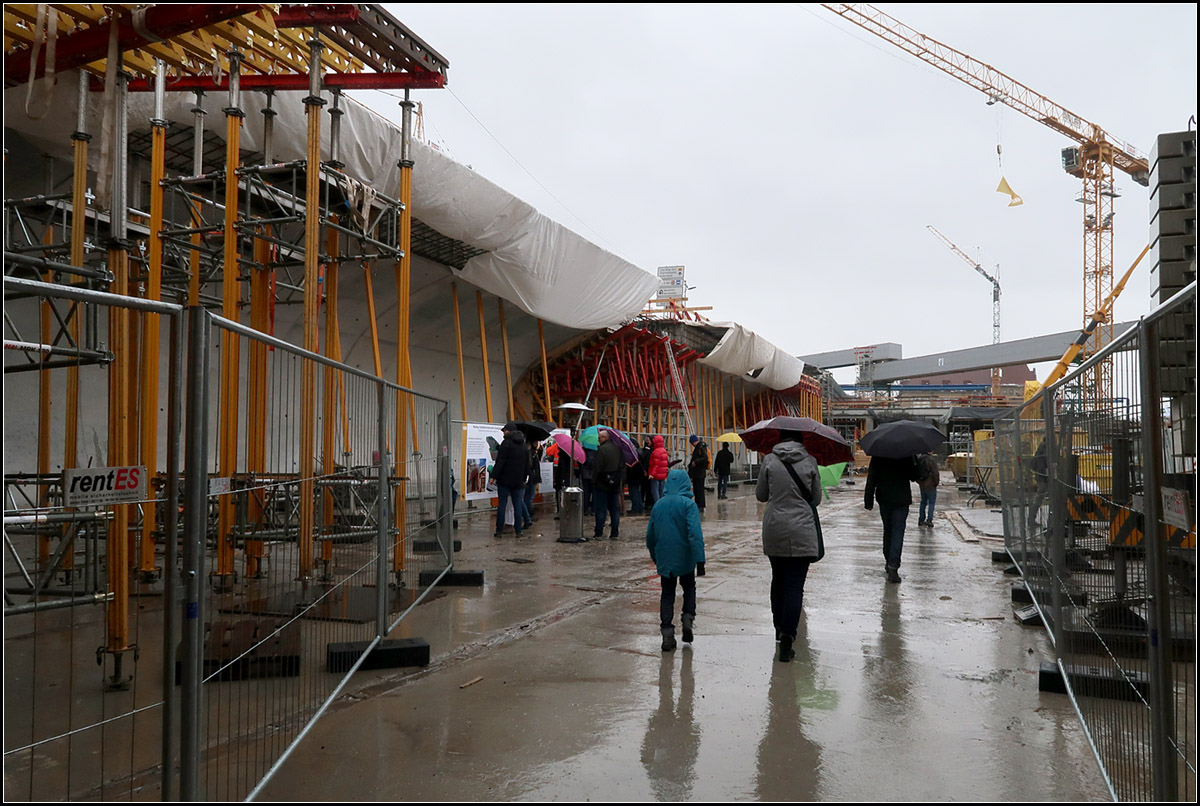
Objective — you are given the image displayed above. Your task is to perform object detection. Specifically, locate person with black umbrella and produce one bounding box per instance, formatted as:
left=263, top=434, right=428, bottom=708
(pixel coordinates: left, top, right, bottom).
left=860, top=420, right=944, bottom=583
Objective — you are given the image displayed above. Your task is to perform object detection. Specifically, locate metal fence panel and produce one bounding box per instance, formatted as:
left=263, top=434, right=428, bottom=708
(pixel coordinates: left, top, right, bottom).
left=182, top=310, right=451, bottom=801
left=4, top=286, right=451, bottom=802
left=995, top=283, right=1196, bottom=801
left=4, top=280, right=184, bottom=800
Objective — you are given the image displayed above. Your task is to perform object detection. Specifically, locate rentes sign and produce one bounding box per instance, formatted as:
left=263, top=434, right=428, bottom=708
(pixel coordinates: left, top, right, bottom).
left=63, top=466, right=148, bottom=507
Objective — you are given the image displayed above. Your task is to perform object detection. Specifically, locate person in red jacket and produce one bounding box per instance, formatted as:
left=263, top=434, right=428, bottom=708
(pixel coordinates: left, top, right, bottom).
left=647, top=435, right=670, bottom=505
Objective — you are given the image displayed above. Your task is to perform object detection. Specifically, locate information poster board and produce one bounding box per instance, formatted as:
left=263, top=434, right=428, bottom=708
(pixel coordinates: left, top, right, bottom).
left=463, top=422, right=504, bottom=501
left=462, top=422, right=561, bottom=501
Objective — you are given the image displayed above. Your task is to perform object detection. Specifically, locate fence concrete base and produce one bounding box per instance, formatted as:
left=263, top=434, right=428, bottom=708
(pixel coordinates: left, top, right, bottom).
left=1039, top=661, right=1150, bottom=702
left=327, top=638, right=430, bottom=672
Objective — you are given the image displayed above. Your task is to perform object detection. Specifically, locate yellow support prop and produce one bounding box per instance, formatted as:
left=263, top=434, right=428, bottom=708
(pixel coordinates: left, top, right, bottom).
left=452, top=283, right=468, bottom=421
left=138, top=118, right=166, bottom=576
left=538, top=319, right=552, bottom=422
left=477, top=291, right=494, bottom=423
left=498, top=299, right=514, bottom=421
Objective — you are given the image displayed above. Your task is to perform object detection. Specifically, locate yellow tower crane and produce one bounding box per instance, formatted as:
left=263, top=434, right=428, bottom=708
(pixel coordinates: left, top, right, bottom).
left=824, top=4, right=1150, bottom=408
left=927, top=226, right=1002, bottom=398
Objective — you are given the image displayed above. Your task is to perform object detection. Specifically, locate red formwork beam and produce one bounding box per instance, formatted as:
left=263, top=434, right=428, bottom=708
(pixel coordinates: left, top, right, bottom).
left=273, top=4, right=361, bottom=27
left=123, top=70, right=446, bottom=92
left=6, top=4, right=264, bottom=86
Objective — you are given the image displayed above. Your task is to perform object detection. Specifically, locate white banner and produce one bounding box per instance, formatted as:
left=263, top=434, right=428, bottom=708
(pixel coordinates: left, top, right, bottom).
left=63, top=466, right=148, bottom=507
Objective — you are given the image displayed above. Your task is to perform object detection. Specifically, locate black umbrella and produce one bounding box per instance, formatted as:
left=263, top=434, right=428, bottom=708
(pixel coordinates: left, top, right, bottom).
left=509, top=420, right=556, bottom=441
left=859, top=420, right=946, bottom=458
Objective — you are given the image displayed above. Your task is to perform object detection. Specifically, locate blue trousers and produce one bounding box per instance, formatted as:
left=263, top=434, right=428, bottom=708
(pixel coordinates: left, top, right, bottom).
left=522, top=482, right=537, bottom=526
left=628, top=483, right=645, bottom=514
left=495, top=484, right=527, bottom=535
left=649, top=478, right=665, bottom=506
left=880, top=504, right=909, bottom=569
left=717, top=474, right=729, bottom=498
left=919, top=489, right=937, bottom=523
left=593, top=487, right=621, bottom=538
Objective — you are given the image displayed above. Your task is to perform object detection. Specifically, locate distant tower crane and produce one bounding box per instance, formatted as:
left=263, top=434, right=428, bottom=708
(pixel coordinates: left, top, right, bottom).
left=824, top=4, right=1150, bottom=408
left=927, top=226, right=1002, bottom=397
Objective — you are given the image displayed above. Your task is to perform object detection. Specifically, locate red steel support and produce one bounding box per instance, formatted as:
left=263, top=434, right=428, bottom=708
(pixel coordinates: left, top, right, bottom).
left=6, top=5, right=263, bottom=85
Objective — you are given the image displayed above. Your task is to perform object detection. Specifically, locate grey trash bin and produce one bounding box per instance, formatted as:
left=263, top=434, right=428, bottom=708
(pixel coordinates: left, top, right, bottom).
left=557, top=487, right=585, bottom=543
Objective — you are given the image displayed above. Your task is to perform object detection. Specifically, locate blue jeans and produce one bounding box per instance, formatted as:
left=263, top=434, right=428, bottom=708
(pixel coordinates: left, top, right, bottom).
left=919, top=489, right=937, bottom=523
left=495, top=484, right=527, bottom=535
left=717, top=474, right=729, bottom=498
left=879, top=505, right=909, bottom=569
left=768, top=556, right=811, bottom=639
left=593, top=487, right=621, bottom=538
left=523, top=482, right=537, bottom=526
left=660, top=572, right=696, bottom=629
left=649, top=478, right=665, bottom=505
left=628, top=483, right=644, bottom=514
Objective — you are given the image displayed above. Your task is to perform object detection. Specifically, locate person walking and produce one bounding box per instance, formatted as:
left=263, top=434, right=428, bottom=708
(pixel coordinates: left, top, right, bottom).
left=647, top=434, right=670, bottom=505
left=714, top=443, right=734, bottom=500
left=490, top=423, right=530, bottom=538
left=592, top=429, right=625, bottom=540
left=863, top=454, right=920, bottom=582
left=646, top=468, right=706, bottom=652
left=916, top=451, right=940, bottom=528
left=687, top=435, right=710, bottom=513
left=755, top=432, right=823, bottom=663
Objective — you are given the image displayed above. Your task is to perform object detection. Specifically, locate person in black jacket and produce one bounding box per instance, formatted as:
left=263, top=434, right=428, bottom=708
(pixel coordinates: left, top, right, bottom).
left=687, top=435, right=710, bottom=512
left=490, top=423, right=530, bottom=538
left=863, top=454, right=920, bottom=582
left=592, top=429, right=625, bottom=539
left=714, top=444, right=734, bottom=499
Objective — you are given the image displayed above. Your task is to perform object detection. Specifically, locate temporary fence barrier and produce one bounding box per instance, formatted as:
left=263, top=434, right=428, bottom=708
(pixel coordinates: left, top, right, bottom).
left=4, top=283, right=453, bottom=801
left=4, top=278, right=185, bottom=801
left=180, top=307, right=452, bottom=801
left=993, top=282, right=1195, bottom=802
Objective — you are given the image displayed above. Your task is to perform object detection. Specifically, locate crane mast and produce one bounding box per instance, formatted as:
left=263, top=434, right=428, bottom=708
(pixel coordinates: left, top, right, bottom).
left=825, top=3, right=1150, bottom=408
left=927, top=226, right=1002, bottom=397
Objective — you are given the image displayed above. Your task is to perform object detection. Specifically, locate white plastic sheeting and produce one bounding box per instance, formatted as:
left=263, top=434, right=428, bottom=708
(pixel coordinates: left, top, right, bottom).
left=697, top=322, right=807, bottom=391
left=4, top=73, right=658, bottom=331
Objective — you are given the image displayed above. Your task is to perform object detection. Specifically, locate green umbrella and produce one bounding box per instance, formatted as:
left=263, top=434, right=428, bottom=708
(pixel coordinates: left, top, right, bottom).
left=817, top=462, right=847, bottom=500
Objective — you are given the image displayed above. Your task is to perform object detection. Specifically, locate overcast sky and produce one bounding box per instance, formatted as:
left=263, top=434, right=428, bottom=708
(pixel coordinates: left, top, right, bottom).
left=367, top=3, right=1196, bottom=382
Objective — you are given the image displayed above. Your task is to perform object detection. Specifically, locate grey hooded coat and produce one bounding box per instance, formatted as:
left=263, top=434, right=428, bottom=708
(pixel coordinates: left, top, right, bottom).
left=755, top=440, right=823, bottom=558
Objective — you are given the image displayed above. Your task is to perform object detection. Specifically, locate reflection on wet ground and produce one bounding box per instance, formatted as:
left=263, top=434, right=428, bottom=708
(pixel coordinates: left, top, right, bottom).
left=257, top=478, right=1112, bottom=802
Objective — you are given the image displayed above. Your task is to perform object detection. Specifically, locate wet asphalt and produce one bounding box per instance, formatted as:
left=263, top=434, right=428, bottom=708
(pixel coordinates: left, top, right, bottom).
left=257, top=474, right=1110, bottom=802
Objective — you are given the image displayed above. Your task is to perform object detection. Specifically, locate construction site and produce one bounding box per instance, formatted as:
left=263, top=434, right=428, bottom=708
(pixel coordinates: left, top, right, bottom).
left=2, top=3, right=1195, bottom=802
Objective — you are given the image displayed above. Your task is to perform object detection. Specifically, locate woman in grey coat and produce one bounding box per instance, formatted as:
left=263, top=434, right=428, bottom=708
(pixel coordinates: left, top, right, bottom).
left=755, top=434, right=822, bottom=663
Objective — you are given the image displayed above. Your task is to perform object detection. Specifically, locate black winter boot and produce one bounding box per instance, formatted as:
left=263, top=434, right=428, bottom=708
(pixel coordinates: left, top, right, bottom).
left=778, top=635, right=795, bottom=663
left=661, top=627, right=677, bottom=652
left=681, top=613, right=694, bottom=643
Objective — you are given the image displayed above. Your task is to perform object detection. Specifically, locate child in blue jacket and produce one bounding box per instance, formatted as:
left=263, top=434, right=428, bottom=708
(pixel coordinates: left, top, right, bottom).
left=646, top=469, right=707, bottom=651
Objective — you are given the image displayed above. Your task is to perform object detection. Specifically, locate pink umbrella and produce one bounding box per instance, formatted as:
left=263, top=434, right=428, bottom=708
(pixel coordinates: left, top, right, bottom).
left=551, top=432, right=586, bottom=463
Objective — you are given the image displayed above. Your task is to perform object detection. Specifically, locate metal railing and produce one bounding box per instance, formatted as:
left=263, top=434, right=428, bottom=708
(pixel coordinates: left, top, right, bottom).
left=994, top=282, right=1196, bottom=802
